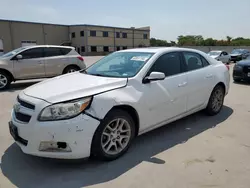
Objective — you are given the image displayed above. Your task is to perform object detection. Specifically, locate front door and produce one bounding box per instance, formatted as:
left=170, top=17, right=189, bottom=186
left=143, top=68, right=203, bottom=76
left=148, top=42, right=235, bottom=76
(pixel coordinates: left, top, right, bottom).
left=139, top=52, right=188, bottom=131
left=13, top=47, right=45, bottom=79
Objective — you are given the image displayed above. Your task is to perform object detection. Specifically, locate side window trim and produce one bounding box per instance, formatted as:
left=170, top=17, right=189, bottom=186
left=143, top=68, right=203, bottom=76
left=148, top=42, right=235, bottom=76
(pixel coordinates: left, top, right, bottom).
left=143, top=51, right=185, bottom=79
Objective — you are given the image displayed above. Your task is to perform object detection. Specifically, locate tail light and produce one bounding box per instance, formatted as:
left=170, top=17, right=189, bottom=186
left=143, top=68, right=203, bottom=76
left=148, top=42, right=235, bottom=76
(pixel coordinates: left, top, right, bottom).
left=225, top=64, right=230, bottom=70
left=77, top=56, right=84, bottom=61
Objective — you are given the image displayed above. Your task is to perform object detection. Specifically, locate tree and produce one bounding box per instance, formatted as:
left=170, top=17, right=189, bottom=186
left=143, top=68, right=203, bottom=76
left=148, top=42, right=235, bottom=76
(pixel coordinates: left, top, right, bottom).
left=226, top=36, right=232, bottom=43
left=204, top=38, right=216, bottom=46
left=150, top=38, right=169, bottom=46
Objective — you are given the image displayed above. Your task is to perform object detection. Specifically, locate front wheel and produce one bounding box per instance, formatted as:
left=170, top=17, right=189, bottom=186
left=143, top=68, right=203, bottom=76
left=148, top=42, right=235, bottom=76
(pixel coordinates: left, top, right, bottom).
left=91, top=109, right=135, bottom=161
left=0, top=71, right=11, bottom=90
left=206, top=85, right=225, bottom=116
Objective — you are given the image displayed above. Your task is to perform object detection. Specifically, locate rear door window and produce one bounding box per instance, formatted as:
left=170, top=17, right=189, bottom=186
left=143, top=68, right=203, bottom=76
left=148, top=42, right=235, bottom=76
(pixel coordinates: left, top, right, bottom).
left=182, top=52, right=204, bottom=71
left=44, top=47, right=70, bottom=57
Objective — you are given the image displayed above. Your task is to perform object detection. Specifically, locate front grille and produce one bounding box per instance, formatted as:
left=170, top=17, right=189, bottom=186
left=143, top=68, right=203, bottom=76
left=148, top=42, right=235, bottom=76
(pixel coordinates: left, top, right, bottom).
left=243, top=66, right=250, bottom=73
left=233, top=70, right=243, bottom=77
left=17, top=96, right=35, bottom=110
left=15, top=112, right=31, bottom=123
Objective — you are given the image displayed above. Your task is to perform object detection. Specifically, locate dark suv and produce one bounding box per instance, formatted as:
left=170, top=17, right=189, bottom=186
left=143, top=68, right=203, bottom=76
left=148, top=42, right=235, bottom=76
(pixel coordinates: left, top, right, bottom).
left=230, top=49, right=250, bottom=63
left=233, top=56, right=250, bottom=82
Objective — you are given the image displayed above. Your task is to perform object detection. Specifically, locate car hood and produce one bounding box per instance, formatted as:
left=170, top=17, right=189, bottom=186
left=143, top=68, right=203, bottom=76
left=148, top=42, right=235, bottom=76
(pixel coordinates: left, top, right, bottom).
left=237, top=59, right=250, bottom=66
left=230, top=53, right=242, bottom=56
left=24, top=72, right=128, bottom=103
left=209, top=55, right=219, bottom=59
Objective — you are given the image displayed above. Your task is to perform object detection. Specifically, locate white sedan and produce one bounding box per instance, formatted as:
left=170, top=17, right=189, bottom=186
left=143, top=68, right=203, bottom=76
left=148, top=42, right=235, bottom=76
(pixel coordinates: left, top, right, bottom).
left=9, top=47, right=230, bottom=161
left=208, top=50, right=231, bottom=64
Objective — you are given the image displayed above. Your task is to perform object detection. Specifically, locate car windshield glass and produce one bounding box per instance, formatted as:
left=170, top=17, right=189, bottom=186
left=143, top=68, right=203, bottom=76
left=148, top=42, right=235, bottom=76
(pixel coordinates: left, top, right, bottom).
left=208, top=51, right=220, bottom=56
left=83, top=52, right=154, bottom=78
left=1, top=47, right=27, bottom=58
left=231, top=49, right=243, bottom=54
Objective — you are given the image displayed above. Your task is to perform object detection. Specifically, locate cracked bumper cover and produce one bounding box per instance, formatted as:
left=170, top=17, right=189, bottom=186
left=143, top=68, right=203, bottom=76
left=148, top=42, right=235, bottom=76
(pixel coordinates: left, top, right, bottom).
left=11, top=110, right=100, bottom=159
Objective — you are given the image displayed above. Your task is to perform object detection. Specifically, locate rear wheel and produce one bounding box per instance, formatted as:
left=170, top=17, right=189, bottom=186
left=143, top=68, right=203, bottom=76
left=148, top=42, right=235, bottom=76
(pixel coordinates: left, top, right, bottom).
left=0, top=71, right=11, bottom=90
left=206, top=85, right=225, bottom=116
left=63, top=66, right=80, bottom=74
left=91, top=109, right=135, bottom=161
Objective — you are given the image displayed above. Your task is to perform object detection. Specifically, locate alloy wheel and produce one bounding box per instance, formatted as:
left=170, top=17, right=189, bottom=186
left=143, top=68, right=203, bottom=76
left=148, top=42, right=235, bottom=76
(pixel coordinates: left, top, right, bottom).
left=211, top=89, right=224, bottom=112
left=101, top=118, right=131, bottom=155
left=68, top=69, right=76, bottom=73
left=0, top=74, right=7, bottom=89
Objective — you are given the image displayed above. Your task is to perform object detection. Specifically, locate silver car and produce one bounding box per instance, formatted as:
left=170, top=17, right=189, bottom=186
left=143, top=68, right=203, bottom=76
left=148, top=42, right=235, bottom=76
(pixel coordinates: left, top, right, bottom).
left=0, top=45, right=86, bottom=90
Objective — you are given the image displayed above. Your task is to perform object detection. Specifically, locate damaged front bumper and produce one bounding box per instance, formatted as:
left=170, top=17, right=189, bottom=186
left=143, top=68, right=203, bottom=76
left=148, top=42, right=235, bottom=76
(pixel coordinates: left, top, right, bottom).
left=10, top=93, right=100, bottom=159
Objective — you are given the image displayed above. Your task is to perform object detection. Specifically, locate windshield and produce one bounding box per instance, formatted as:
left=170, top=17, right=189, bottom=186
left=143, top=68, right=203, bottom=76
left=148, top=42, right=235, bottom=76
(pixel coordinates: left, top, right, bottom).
left=84, top=52, right=154, bottom=78
left=231, top=49, right=244, bottom=54
left=1, top=47, right=27, bottom=58
left=208, top=51, right=221, bottom=56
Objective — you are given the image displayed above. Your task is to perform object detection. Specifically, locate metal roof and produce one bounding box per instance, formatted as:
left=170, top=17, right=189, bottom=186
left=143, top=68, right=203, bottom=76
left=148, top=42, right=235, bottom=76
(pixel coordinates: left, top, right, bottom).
left=0, top=19, right=150, bottom=31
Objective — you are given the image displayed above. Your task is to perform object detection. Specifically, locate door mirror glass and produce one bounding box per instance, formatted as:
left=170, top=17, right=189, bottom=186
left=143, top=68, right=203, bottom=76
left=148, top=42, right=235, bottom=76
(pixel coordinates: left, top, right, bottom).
left=16, top=54, right=23, bottom=60
left=143, top=72, right=165, bottom=83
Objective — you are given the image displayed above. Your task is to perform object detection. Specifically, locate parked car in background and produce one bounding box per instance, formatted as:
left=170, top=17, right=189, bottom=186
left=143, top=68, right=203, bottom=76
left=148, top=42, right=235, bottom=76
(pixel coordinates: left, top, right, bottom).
left=9, top=47, right=230, bottom=161
left=233, top=56, right=250, bottom=82
left=0, top=45, right=86, bottom=90
left=230, top=49, right=250, bottom=63
left=208, top=50, right=231, bottom=64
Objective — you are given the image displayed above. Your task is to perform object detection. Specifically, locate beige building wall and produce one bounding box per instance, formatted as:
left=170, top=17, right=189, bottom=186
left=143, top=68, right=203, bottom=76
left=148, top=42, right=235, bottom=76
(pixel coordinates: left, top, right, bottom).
left=69, top=25, right=87, bottom=55
left=11, top=22, right=44, bottom=49
left=0, top=21, right=12, bottom=52
left=0, top=20, right=150, bottom=55
left=43, top=24, right=69, bottom=45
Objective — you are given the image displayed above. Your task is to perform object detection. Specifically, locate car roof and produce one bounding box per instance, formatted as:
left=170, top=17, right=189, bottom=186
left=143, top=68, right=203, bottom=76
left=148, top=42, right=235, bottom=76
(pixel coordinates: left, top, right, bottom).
left=24, top=45, right=74, bottom=49
left=120, top=47, right=205, bottom=54
left=209, top=50, right=223, bottom=52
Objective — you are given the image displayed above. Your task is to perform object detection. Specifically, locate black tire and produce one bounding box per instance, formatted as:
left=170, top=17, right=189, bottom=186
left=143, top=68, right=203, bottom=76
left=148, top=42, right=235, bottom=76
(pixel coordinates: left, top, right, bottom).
left=0, top=71, right=11, bottom=90
left=91, top=109, right=136, bottom=161
left=206, top=85, right=225, bottom=116
left=63, top=65, right=80, bottom=74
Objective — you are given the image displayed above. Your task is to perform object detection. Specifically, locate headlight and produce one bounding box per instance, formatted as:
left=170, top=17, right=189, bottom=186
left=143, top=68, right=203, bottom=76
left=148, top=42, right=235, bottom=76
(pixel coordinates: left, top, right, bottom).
left=38, top=97, right=92, bottom=121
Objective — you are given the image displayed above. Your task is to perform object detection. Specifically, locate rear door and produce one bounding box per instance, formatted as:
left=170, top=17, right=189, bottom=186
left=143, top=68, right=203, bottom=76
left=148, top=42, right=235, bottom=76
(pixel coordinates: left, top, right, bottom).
left=13, top=47, right=45, bottom=79
left=140, top=52, right=188, bottom=130
left=220, top=51, right=229, bottom=63
left=182, top=51, right=215, bottom=111
left=44, top=47, right=71, bottom=77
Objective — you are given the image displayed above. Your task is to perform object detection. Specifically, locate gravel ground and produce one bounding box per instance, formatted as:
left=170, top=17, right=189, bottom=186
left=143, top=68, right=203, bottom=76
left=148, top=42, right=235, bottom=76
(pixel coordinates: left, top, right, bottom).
left=0, top=63, right=250, bottom=188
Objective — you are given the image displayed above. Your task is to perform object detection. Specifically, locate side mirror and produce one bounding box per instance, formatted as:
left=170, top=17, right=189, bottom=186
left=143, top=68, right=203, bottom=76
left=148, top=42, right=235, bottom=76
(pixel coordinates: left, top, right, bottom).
left=16, top=55, right=23, bottom=60
left=143, top=72, right=165, bottom=84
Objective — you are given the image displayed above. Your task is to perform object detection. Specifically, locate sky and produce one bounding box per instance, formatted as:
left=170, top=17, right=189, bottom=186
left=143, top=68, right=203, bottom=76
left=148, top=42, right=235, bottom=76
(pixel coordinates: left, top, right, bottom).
left=0, top=0, right=250, bottom=41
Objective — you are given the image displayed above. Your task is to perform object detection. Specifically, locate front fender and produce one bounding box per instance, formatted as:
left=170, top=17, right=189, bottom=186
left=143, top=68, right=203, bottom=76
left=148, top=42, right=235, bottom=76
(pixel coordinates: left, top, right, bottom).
left=86, top=86, right=141, bottom=120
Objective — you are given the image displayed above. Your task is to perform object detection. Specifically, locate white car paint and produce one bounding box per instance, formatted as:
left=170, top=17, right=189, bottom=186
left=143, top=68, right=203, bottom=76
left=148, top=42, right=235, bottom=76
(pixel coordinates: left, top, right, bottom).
left=10, top=47, right=230, bottom=159
left=208, top=50, right=231, bottom=63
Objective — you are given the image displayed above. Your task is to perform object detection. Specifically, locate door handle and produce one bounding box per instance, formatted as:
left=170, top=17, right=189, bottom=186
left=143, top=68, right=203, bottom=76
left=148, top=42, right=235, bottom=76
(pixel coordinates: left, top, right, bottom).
left=178, top=82, right=187, bottom=87
left=205, top=74, right=213, bottom=79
